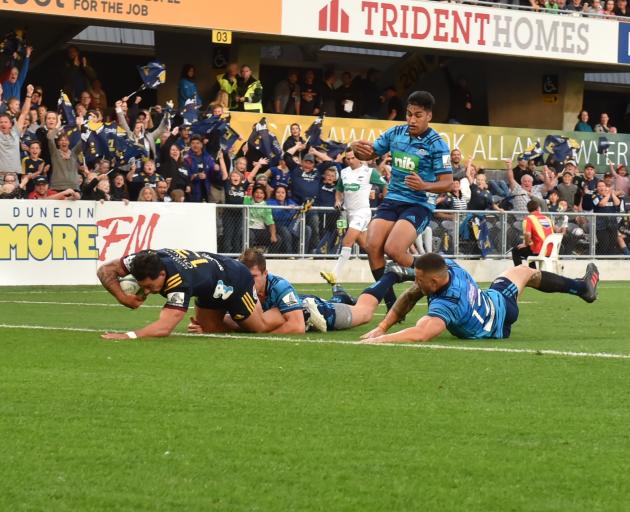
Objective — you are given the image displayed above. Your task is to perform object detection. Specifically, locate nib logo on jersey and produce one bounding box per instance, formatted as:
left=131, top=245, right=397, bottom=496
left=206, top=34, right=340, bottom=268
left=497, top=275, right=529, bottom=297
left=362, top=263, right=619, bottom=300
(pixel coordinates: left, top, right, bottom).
left=392, top=150, right=419, bottom=173
left=318, top=0, right=350, bottom=33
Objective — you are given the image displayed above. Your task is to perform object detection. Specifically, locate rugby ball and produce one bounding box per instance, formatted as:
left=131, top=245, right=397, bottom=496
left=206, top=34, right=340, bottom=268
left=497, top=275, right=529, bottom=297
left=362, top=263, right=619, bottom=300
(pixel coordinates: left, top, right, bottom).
left=119, top=276, right=143, bottom=296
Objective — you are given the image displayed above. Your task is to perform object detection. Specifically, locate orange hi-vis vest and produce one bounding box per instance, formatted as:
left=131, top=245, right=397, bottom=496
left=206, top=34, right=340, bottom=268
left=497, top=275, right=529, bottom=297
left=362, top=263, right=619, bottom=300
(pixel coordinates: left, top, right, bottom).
left=523, top=211, right=553, bottom=255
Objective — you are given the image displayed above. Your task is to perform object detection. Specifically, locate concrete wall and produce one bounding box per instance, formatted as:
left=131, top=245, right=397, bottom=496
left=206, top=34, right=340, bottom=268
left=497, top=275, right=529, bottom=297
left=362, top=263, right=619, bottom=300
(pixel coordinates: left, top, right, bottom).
left=266, top=259, right=629, bottom=283
left=485, top=61, right=585, bottom=130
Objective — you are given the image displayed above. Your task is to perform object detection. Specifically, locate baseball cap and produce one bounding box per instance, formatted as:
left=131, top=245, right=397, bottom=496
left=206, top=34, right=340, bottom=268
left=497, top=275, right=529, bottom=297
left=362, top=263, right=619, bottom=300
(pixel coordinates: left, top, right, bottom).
left=34, top=176, right=48, bottom=184
left=565, top=159, right=577, bottom=167
left=303, top=154, right=315, bottom=163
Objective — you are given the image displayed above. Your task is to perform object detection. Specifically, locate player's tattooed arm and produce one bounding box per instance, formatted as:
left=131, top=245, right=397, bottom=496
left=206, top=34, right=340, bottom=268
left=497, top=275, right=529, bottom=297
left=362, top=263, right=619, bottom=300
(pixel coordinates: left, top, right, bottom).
left=362, top=283, right=424, bottom=340
left=97, top=259, right=142, bottom=309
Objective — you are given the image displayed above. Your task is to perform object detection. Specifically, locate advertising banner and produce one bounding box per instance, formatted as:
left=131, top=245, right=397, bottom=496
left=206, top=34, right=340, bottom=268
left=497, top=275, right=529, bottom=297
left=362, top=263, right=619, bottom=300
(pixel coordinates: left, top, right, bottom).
left=0, top=0, right=282, bottom=34
left=0, top=200, right=216, bottom=285
left=282, top=0, right=624, bottom=65
left=229, top=111, right=629, bottom=172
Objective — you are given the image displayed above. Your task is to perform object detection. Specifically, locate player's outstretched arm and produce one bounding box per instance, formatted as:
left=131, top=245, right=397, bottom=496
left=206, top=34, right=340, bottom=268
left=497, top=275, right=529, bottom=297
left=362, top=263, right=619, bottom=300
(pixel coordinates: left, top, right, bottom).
left=269, top=310, right=305, bottom=334
left=97, top=258, right=144, bottom=309
left=361, top=282, right=424, bottom=339
left=365, top=315, right=446, bottom=344
left=102, top=307, right=185, bottom=340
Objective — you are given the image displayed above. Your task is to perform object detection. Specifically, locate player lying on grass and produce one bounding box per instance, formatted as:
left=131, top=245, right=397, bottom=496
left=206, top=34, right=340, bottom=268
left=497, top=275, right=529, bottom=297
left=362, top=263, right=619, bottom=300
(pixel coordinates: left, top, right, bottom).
left=97, top=249, right=283, bottom=339
left=187, top=248, right=406, bottom=334
left=361, top=253, right=599, bottom=343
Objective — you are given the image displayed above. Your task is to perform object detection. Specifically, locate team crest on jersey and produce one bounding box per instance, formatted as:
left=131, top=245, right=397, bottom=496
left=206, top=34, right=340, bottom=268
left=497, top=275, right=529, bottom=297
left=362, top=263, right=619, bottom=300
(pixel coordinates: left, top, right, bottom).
left=417, top=149, right=429, bottom=156
left=167, top=292, right=185, bottom=306
left=282, top=292, right=299, bottom=306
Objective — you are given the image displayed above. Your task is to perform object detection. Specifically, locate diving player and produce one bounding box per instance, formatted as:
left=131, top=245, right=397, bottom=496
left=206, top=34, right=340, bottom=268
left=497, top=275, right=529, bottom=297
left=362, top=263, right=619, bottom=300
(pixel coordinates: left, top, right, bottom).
left=361, top=253, right=599, bottom=343
left=98, top=248, right=281, bottom=339
left=351, top=91, right=453, bottom=310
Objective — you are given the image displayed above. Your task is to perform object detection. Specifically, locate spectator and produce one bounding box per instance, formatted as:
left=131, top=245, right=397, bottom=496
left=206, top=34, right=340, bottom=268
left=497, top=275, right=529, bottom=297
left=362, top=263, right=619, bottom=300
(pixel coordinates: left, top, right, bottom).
left=615, top=0, right=629, bottom=15
left=438, top=179, right=468, bottom=211
left=595, top=112, right=614, bottom=133
left=610, top=163, right=630, bottom=196
left=267, top=184, right=302, bottom=254
left=88, top=79, right=108, bottom=111
left=593, top=180, right=630, bottom=255
left=235, top=65, right=263, bottom=113
left=512, top=200, right=554, bottom=266
left=360, top=68, right=383, bottom=119
left=110, top=173, right=129, bottom=201
left=318, top=166, right=340, bottom=253
left=574, top=110, right=593, bottom=132
left=320, top=70, right=337, bottom=117
left=336, top=72, right=361, bottom=118
left=557, top=170, right=579, bottom=208
left=603, top=0, right=617, bottom=15
left=300, top=69, right=322, bottom=116
left=580, top=163, right=600, bottom=211
left=137, top=185, right=158, bottom=202
left=178, top=64, right=200, bottom=110
left=154, top=180, right=169, bottom=202
left=0, top=96, right=21, bottom=121
left=63, top=46, right=96, bottom=103
left=512, top=156, right=536, bottom=185
left=159, top=139, right=190, bottom=195
left=27, top=175, right=79, bottom=200
left=81, top=171, right=110, bottom=200
left=170, top=189, right=185, bottom=202
left=21, top=140, right=48, bottom=193
left=506, top=160, right=553, bottom=211
left=216, top=63, right=239, bottom=110
left=78, top=91, right=92, bottom=112
left=46, top=122, right=83, bottom=194
left=565, top=0, right=584, bottom=11
left=266, top=157, right=291, bottom=191
left=0, top=172, right=21, bottom=198
left=380, top=86, right=404, bottom=121
left=29, top=86, right=43, bottom=109
left=585, top=0, right=605, bottom=12
left=282, top=123, right=305, bottom=155
left=243, top=184, right=277, bottom=249
left=450, top=148, right=465, bottom=180
left=1, top=46, right=31, bottom=102
left=0, top=86, right=33, bottom=178
left=184, top=134, right=215, bottom=202
left=274, top=70, right=301, bottom=115
left=466, top=170, right=503, bottom=212
left=115, top=100, right=169, bottom=160
left=223, top=169, right=249, bottom=253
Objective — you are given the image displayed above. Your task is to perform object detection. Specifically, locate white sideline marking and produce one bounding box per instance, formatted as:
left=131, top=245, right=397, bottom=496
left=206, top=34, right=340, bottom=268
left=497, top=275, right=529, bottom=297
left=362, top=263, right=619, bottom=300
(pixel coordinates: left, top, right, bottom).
left=0, top=323, right=629, bottom=361
left=0, top=300, right=162, bottom=308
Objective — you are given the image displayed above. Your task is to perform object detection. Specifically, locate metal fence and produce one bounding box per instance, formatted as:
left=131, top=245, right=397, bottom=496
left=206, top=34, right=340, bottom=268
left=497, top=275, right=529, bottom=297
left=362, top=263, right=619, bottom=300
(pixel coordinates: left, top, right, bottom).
left=215, top=204, right=630, bottom=259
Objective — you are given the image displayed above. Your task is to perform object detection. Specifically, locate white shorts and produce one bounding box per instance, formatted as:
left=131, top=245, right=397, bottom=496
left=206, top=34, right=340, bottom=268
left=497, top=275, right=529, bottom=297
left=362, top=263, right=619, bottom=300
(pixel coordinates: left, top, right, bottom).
left=347, top=208, right=372, bottom=232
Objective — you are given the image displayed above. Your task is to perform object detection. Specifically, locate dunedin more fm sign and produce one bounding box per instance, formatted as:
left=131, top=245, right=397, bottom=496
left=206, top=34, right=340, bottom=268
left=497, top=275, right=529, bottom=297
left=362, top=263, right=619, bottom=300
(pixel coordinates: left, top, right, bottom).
left=282, top=0, right=622, bottom=65
left=0, top=0, right=282, bottom=34
left=0, top=203, right=160, bottom=262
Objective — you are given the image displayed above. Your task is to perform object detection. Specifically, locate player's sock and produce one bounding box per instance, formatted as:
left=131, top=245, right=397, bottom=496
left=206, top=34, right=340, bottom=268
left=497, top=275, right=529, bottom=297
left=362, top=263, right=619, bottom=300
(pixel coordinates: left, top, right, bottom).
left=332, top=246, right=352, bottom=277
left=538, top=271, right=586, bottom=295
left=371, top=267, right=397, bottom=309
left=361, top=272, right=399, bottom=302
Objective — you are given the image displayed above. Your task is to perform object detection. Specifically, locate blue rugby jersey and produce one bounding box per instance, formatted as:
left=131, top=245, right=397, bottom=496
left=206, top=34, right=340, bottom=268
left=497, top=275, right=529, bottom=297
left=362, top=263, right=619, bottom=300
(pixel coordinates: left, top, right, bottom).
left=373, top=125, right=452, bottom=210
left=262, top=273, right=302, bottom=314
left=426, top=259, right=508, bottom=339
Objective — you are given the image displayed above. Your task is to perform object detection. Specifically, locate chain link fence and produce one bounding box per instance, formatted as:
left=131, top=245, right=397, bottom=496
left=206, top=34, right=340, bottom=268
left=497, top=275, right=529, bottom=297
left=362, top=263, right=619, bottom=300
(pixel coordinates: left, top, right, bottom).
left=216, top=204, right=630, bottom=259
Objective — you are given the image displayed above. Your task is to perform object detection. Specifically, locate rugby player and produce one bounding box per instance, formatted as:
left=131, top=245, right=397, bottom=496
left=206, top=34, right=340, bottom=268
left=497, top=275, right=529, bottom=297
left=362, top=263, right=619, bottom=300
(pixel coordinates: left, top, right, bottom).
left=351, top=91, right=453, bottom=310
left=361, top=253, right=599, bottom=343
left=187, top=249, right=405, bottom=335
left=98, top=249, right=281, bottom=339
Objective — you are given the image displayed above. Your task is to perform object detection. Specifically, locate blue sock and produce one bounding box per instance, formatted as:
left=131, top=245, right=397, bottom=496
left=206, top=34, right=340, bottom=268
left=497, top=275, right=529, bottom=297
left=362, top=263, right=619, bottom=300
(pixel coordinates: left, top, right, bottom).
left=362, top=272, right=399, bottom=303
left=371, top=267, right=397, bottom=308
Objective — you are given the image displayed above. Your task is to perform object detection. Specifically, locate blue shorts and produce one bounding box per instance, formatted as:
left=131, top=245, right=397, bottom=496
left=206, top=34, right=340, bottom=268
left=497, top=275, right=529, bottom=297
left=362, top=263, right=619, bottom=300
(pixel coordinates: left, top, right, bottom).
left=373, top=198, right=431, bottom=234
left=489, top=277, right=520, bottom=338
left=196, top=266, right=257, bottom=320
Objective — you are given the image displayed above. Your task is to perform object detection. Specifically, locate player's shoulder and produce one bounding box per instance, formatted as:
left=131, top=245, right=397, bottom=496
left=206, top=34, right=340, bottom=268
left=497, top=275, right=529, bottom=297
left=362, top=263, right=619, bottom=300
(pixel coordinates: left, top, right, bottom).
left=425, top=128, right=449, bottom=151
left=378, top=124, right=407, bottom=139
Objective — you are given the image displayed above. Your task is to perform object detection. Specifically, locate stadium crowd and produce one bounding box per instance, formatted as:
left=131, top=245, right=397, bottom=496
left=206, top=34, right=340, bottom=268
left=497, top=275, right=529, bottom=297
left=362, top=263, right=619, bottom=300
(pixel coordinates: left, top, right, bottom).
left=1, top=44, right=629, bottom=257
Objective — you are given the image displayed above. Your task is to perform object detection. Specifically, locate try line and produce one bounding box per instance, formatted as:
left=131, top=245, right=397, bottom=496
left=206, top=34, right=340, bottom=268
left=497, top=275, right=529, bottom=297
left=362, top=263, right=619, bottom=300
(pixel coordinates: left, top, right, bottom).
left=0, top=323, right=628, bottom=361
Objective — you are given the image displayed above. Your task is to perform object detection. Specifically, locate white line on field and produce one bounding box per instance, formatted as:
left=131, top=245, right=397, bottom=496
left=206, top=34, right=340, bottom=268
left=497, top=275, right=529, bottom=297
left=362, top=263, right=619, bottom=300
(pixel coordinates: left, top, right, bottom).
left=0, top=300, right=162, bottom=308
left=0, top=323, right=628, bottom=361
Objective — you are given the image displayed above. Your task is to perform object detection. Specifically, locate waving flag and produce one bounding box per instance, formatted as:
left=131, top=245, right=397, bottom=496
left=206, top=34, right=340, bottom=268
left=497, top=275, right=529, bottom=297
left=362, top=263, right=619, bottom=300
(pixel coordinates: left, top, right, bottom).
left=248, top=118, right=282, bottom=164
left=518, top=142, right=544, bottom=166
left=181, top=97, right=199, bottom=125
left=220, top=126, right=241, bottom=152
left=57, top=91, right=76, bottom=127
left=319, top=139, right=347, bottom=159
left=137, top=62, right=166, bottom=90
left=191, top=114, right=227, bottom=136
left=305, top=115, right=324, bottom=147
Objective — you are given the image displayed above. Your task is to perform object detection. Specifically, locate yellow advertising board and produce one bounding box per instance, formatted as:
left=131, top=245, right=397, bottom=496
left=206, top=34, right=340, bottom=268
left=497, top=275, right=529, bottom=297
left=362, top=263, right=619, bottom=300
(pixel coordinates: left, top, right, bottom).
left=229, top=112, right=628, bottom=172
left=0, top=0, right=282, bottom=34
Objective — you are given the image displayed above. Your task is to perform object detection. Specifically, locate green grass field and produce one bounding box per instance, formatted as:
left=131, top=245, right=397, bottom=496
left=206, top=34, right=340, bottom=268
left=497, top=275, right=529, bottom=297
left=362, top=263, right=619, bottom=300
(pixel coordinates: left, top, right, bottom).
left=1, top=282, right=629, bottom=512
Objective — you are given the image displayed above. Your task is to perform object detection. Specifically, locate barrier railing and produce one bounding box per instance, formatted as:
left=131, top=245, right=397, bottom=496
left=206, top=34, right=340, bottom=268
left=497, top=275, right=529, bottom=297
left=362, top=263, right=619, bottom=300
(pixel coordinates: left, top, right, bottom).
left=215, top=204, right=630, bottom=259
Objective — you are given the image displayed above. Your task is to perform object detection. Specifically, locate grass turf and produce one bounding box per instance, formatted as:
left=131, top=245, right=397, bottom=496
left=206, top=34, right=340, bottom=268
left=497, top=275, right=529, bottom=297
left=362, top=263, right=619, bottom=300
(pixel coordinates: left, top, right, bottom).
left=1, top=282, right=629, bottom=511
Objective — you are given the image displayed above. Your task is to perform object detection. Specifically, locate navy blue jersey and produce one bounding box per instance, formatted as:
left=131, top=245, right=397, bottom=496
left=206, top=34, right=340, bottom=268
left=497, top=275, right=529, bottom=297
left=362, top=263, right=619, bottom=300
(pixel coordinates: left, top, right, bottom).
left=426, top=259, right=508, bottom=339
left=262, top=273, right=302, bottom=314
left=268, top=166, right=291, bottom=190
left=299, top=294, right=338, bottom=331
left=121, top=249, right=258, bottom=319
left=373, top=125, right=451, bottom=210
